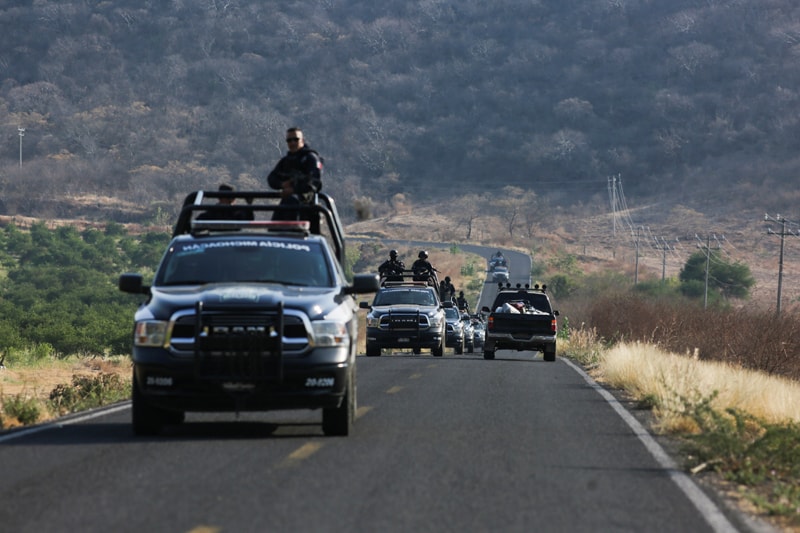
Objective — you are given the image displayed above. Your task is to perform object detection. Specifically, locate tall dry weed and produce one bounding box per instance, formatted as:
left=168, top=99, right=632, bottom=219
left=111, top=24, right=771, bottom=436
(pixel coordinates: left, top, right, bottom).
left=582, top=294, right=800, bottom=380
left=597, top=342, right=800, bottom=432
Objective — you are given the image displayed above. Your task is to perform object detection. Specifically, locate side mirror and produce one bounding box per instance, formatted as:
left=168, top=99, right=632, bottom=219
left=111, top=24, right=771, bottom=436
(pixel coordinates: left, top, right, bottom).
left=119, top=273, right=149, bottom=294
left=346, top=273, right=380, bottom=295
left=359, top=301, right=371, bottom=309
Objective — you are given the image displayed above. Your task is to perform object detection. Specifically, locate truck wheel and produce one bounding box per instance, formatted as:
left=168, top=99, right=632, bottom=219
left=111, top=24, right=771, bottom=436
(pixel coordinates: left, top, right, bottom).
left=543, top=344, right=556, bottom=362
left=483, top=349, right=495, bottom=360
left=432, top=339, right=444, bottom=357
left=366, top=344, right=381, bottom=357
left=323, top=369, right=354, bottom=436
left=132, top=373, right=167, bottom=436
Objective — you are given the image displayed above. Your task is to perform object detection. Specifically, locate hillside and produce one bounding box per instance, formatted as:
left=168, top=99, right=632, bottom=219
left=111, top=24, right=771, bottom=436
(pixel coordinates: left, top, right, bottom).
left=2, top=1, right=800, bottom=224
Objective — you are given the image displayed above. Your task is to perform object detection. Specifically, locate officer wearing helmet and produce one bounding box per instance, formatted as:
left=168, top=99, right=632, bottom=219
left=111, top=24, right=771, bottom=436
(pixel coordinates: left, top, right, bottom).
left=378, top=249, right=405, bottom=281
left=411, top=250, right=438, bottom=286
left=440, top=275, right=456, bottom=303
left=456, top=290, right=470, bottom=313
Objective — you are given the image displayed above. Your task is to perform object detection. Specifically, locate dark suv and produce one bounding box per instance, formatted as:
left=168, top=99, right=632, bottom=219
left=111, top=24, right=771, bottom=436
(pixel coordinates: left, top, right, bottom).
left=360, top=282, right=445, bottom=356
left=119, top=190, right=379, bottom=436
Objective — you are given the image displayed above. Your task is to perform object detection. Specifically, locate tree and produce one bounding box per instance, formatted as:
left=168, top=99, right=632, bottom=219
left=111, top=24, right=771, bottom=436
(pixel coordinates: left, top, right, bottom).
left=453, top=193, right=487, bottom=240
left=679, top=250, right=755, bottom=301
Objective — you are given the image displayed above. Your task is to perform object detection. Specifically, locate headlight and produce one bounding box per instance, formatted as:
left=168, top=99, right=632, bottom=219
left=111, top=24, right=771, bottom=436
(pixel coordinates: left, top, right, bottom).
left=429, top=314, right=443, bottom=327
left=366, top=314, right=380, bottom=328
left=134, top=320, right=169, bottom=347
left=312, top=320, right=349, bottom=347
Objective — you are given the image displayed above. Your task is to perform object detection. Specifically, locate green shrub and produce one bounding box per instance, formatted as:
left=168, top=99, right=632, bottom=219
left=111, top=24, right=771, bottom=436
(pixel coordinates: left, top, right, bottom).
left=48, top=373, right=131, bottom=415
left=2, top=394, right=42, bottom=425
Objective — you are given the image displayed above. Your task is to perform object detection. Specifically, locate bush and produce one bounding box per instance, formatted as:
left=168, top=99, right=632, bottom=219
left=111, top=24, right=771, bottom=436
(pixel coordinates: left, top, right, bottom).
left=48, top=373, right=131, bottom=415
left=1, top=394, right=42, bottom=426
left=572, top=293, right=800, bottom=380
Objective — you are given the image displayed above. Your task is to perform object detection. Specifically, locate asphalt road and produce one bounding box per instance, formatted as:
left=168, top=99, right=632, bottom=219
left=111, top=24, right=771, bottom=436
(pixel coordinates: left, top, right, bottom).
left=0, top=243, right=756, bottom=532
left=0, top=352, right=751, bottom=533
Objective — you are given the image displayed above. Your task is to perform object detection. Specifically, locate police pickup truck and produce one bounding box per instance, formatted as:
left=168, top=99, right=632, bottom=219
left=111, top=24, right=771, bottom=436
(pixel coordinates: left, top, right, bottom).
left=481, top=283, right=559, bottom=362
left=119, top=189, right=379, bottom=436
left=360, top=280, right=446, bottom=357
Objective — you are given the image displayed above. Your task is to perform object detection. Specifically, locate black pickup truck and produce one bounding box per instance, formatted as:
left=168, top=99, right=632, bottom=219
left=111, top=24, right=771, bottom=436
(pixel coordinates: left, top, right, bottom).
left=481, top=284, right=559, bottom=362
left=360, top=280, right=446, bottom=357
left=119, top=190, right=379, bottom=436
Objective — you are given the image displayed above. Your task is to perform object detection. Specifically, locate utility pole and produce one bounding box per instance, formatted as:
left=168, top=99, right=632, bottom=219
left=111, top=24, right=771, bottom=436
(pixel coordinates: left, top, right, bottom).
left=18, top=126, right=25, bottom=167
left=608, top=175, right=617, bottom=237
left=765, top=214, right=798, bottom=316
left=653, top=236, right=672, bottom=282
left=634, top=226, right=641, bottom=284
left=704, top=235, right=710, bottom=309
left=696, top=234, right=715, bottom=309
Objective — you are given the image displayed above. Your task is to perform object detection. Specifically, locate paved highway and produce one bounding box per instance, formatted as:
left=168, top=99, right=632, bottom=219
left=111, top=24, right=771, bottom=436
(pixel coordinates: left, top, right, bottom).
left=0, top=243, right=758, bottom=532
left=0, top=353, right=749, bottom=532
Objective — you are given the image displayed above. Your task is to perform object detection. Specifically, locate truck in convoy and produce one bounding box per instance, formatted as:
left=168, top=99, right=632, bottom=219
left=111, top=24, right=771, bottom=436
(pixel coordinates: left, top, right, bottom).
left=119, top=189, right=379, bottom=437
left=481, top=283, right=559, bottom=362
left=359, top=280, right=446, bottom=357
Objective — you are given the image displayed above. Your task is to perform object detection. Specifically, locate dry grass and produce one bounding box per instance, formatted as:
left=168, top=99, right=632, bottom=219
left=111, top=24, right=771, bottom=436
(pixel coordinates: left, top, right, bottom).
left=0, top=356, right=132, bottom=428
left=595, top=342, right=800, bottom=431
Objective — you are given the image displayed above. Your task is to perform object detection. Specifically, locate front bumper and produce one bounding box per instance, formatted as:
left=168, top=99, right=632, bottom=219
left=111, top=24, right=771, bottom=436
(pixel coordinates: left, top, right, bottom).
left=445, top=331, right=464, bottom=347
left=365, top=327, right=444, bottom=350
left=133, top=346, right=351, bottom=412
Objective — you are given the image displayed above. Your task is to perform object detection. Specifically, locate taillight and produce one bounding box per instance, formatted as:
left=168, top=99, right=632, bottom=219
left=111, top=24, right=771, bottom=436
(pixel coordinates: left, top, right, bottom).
left=487, top=316, right=494, bottom=331
left=550, top=319, right=557, bottom=333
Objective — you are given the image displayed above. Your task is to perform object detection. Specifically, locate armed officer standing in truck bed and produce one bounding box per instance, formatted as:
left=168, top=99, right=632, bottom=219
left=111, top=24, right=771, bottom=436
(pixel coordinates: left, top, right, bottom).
left=267, top=127, right=323, bottom=223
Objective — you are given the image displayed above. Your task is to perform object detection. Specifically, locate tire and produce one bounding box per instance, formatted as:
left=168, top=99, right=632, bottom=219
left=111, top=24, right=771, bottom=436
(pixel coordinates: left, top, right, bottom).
left=323, top=368, right=354, bottom=436
left=131, top=372, right=167, bottom=436
left=366, top=343, right=381, bottom=357
left=466, top=341, right=473, bottom=354
left=483, top=349, right=495, bottom=360
left=455, top=339, right=463, bottom=355
left=543, top=344, right=556, bottom=362
left=412, top=347, right=421, bottom=355
left=432, top=339, right=444, bottom=357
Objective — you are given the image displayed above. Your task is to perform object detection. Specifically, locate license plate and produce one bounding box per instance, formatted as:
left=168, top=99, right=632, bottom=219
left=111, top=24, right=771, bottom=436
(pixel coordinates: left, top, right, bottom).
left=398, top=338, right=410, bottom=343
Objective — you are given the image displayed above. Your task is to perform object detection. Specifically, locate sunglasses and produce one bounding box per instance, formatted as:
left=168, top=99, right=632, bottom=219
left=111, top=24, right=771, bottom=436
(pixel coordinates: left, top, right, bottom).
left=286, top=137, right=300, bottom=143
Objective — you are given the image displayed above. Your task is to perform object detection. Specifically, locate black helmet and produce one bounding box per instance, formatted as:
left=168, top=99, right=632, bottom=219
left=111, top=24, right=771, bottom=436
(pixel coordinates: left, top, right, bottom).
left=418, top=250, right=428, bottom=259
left=445, top=276, right=451, bottom=282
left=389, top=249, right=398, bottom=258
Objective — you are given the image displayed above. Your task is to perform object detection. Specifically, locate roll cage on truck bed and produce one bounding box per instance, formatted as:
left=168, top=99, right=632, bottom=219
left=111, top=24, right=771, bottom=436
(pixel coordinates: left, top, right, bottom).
left=173, top=189, right=346, bottom=263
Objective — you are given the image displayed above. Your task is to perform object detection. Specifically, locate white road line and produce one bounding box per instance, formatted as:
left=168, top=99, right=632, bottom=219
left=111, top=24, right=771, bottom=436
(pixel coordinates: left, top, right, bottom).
left=562, top=358, right=739, bottom=533
left=0, top=402, right=131, bottom=443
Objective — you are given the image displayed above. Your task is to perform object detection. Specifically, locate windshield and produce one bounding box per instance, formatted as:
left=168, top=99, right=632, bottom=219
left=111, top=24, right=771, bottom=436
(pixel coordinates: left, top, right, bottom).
left=444, top=307, right=460, bottom=320
left=154, top=238, right=333, bottom=287
left=374, top=288, right=436, bottom=306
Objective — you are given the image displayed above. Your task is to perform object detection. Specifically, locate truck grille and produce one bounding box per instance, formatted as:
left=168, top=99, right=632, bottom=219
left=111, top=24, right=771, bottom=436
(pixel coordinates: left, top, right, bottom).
left=169, top=309, right=309, bottom=355
left=192, top=302, right=285, bottom=382
left=380, top=312, right=429, bottom=330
